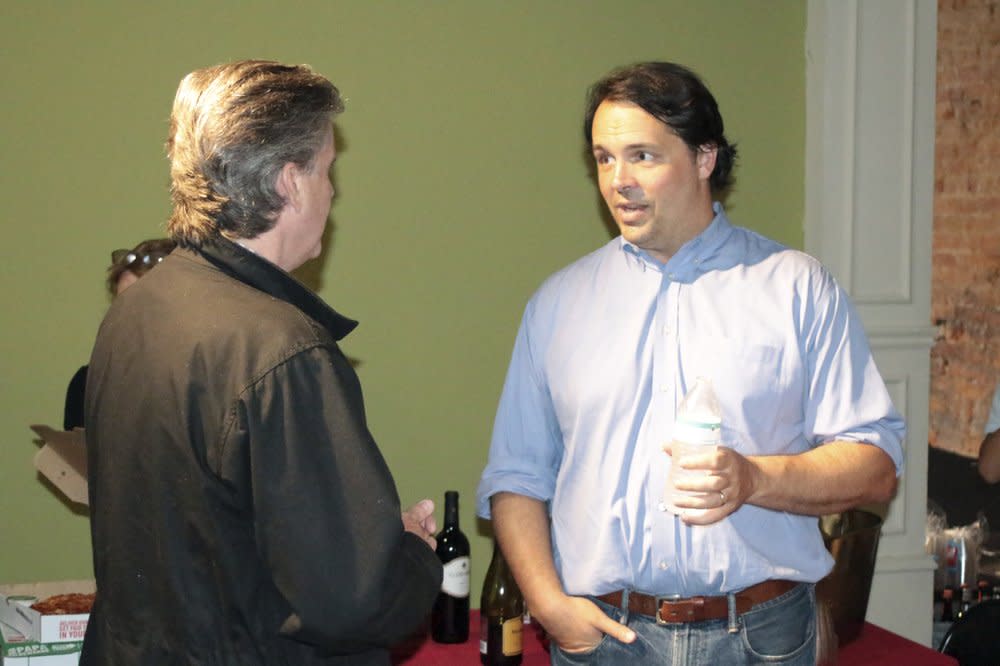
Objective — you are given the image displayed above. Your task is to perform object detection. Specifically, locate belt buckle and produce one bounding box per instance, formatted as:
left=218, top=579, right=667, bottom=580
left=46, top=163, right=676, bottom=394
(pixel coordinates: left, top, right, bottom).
left=654, top=594, right=683, bottom=625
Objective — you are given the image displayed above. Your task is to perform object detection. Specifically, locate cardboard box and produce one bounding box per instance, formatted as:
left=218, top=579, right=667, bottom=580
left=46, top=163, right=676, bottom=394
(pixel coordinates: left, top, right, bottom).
left=0, top=621, right=82, bottom=665
left=0, top=582, right=93, bottom=645
left=29, top=426, right=87, bottom=507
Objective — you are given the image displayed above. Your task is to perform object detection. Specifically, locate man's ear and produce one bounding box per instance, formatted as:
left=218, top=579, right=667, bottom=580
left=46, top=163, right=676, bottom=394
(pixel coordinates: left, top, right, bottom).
left=275, top=162, right=301, bottom=211
left=696, top=144, right=718, bottom=181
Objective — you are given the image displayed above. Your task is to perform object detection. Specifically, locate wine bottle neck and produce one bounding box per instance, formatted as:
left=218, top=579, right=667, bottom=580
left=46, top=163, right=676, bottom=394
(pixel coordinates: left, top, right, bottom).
left=444, top=491, right=459, bottom=527
left=490, top=542, right=505, bottom=569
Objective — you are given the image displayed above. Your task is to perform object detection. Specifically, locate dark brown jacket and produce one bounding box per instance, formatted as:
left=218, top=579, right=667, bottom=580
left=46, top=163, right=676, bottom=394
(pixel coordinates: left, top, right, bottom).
left=81, top=239, right=441, bottom=665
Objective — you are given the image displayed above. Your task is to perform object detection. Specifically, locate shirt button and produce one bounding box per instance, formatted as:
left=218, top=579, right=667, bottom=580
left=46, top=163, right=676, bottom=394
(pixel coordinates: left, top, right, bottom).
left=662, top=325, right=670, bottom=335
left=659, top=560, right=669, bottom=570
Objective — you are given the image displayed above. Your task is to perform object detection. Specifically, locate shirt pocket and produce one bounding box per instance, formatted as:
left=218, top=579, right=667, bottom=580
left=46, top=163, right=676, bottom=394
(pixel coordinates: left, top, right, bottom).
left=679, top=338, right=793, bottom=454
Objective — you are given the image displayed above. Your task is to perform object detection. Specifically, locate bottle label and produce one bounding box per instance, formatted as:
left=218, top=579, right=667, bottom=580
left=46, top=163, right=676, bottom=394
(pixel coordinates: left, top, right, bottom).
left=502, top=616, right=523, bottom=656
left=441, top=556, right=470, bottom=597
left=673, top=420, right=721, bottom=445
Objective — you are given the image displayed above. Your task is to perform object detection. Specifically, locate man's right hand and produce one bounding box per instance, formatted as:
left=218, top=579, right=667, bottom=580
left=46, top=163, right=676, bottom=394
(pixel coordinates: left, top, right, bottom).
left=401, top=499, right=437, bottom=550
left=538, top=594, right=635, bottom=654
left=489, top=493, right=635, bottom=652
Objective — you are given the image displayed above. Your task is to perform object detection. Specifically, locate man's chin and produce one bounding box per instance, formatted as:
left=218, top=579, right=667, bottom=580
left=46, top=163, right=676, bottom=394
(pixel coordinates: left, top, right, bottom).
left=618, top=225, right=648, bottom=244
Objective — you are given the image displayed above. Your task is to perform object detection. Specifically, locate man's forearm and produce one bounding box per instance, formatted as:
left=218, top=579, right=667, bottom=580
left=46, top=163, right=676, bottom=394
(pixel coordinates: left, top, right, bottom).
left=747, top=440, right=898, bottom=516
left=490, top=492, right=566, bottom=619
left=979, top=430, right=1000, bottom=483
left=490, top=492, right=638, bottom=650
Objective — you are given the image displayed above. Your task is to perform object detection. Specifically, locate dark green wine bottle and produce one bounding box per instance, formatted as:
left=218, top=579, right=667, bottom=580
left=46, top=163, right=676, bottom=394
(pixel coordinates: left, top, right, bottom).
left=480, top=540, right=523, bottom=665
left=431, top=490, right=470, bottom=643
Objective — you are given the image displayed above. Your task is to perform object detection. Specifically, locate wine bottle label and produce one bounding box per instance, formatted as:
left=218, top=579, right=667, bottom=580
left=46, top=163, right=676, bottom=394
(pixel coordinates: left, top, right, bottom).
left=441, top=556, right=470, bottom=597
left=502, top=616, right=523, bottom=656
left=480, top=611, right=488, bottom=654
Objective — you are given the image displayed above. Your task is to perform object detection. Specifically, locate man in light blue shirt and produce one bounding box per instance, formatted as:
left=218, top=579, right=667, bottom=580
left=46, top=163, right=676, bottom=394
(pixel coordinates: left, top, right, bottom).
left=978, top=382, right=1000, bottom=483
left=477, top=62, right=904, bottom=665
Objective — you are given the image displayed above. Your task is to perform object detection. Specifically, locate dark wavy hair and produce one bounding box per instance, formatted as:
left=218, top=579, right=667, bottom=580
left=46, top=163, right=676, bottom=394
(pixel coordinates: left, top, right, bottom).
left=584, top=62, right=738, bottom=193
left=166, top=60, right=344, bottom=247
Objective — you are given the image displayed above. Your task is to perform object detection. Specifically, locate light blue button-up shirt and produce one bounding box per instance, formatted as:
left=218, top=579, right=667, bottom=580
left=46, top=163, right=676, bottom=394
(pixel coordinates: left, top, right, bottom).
left=986, top=383, right=1000, bottom=435
left=477, top=204, right=905, bottom=598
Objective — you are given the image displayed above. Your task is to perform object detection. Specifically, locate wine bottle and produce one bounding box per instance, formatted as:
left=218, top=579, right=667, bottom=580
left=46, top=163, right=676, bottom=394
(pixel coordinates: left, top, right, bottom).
left=957, top=583, right=974, bottom=619
left=431, top=490, right=470, bottom=643
left=480, top=540, right=523, bottom=665
left=977, top=579, right=990, bottom=603
left=940, top=587, right=954, bottom=622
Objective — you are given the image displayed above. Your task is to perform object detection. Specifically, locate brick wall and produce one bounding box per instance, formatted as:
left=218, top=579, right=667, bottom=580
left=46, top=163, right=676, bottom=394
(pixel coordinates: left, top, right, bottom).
left=930, top=0, right=1000, bottom=457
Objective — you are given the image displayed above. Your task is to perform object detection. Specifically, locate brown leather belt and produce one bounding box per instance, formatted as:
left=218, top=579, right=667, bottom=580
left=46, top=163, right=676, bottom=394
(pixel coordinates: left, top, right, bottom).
left=596, top=579, right=799, bottom=624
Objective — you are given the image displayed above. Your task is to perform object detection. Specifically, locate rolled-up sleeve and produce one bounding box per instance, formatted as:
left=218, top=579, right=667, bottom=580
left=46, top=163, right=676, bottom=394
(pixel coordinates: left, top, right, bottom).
left=477, top=303, right=563, bottom=519
left=801, top=269, right=906, bottom=475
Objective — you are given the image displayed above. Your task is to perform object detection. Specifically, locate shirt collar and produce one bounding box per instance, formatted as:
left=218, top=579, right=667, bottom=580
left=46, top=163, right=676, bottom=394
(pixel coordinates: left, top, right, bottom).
left=189, top=236, right=358, bottom=341
left=618, top=202, right=735, bottom=281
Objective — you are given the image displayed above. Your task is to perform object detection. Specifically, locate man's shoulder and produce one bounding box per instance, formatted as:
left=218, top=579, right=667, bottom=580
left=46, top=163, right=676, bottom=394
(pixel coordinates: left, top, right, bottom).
left=141, top=254, right=333, bottom=354
left=726, top=225, right=829, bottom=279
left=213, top=281, right=331, bottom=351
left=532, top=239, right=620, bottom=298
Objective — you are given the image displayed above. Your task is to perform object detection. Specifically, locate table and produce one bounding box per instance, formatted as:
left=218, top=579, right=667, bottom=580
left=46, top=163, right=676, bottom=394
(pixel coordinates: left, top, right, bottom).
left=838, top=623, right=957, bottom=665
left=393, top=611, right=957, bottom=665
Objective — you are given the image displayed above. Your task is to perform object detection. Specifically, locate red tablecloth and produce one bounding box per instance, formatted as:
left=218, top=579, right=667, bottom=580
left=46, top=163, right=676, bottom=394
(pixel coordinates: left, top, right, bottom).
left=838, top=622, right=957, bottom=665
left=393, top=611, right=956, bottom=665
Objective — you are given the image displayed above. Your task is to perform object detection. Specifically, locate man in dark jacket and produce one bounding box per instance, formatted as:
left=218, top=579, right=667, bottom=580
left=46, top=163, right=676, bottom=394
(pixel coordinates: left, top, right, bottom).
left=81, top=60, right=443, bottom=665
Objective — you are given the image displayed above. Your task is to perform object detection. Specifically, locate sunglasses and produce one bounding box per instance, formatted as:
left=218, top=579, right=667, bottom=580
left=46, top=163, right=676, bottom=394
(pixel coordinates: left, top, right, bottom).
left=111, top=248, right=169, bottom=269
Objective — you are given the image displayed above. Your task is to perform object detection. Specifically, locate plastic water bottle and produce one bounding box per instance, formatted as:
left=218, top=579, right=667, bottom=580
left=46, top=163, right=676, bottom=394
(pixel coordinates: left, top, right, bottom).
left=663, top=376, right=722, bottom=515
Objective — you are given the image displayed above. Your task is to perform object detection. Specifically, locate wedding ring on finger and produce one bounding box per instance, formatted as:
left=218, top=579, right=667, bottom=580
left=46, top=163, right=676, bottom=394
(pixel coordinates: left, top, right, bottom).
left=718, top=489, right=727, bottom=505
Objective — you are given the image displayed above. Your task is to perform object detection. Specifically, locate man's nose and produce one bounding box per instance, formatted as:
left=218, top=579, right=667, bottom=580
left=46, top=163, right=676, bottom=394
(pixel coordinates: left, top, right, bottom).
left=611, top=161, right=636, bottom=191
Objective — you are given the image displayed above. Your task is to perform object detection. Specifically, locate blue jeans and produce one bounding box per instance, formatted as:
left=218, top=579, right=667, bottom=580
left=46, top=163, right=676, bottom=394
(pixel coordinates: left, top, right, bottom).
left=551, top=583, right=816, bottom=665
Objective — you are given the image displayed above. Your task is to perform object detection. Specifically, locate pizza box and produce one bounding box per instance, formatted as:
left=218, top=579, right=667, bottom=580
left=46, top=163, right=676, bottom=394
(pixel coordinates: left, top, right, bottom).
left=29, top=426, right=88, bottom=507
left=0, top=621, right=82, bottom=665
left=0, top=582, right=93, bottom=645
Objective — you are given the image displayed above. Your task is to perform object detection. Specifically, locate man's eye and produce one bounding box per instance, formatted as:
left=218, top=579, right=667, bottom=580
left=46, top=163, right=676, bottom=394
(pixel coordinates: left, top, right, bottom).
left=636, top=151, right=654, bottom=162
left=594, top=154, right=613, bottom=166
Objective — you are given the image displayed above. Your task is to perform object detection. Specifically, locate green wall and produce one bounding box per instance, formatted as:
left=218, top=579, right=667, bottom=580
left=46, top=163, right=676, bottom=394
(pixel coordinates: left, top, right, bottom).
left=0, top=1, right=805, bottom=606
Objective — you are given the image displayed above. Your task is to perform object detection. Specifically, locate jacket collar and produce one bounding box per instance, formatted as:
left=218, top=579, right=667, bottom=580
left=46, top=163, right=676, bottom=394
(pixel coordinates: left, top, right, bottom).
left=190, top=237, right=358, bottom=341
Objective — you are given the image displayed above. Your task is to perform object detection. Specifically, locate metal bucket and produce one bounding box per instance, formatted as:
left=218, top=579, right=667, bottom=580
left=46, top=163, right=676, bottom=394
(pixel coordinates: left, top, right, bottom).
left=816, top=509, right=883, bottom=646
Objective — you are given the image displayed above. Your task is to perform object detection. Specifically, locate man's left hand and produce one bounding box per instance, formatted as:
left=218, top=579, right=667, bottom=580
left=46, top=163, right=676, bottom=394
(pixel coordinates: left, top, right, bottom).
left=662, top=442, right=759, bottom=525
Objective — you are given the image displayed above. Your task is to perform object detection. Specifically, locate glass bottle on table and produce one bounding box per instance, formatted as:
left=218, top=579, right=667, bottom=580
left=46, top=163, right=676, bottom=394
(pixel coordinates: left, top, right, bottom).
left=940, top=587, right=955, bottom=622
left=957, top=583, right=974, bottom=619
left=977, top=579, right=990, bottom=603
left=480, top=540, right=523, bottom=665
left=431, top=490, right=470, bottom=643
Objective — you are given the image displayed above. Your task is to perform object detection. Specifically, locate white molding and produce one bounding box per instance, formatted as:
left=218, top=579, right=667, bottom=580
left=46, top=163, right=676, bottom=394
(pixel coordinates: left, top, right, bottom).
left=868, top=326, right=938, bottom=349
left=849, top=0, right=918, bottom=305
left=806, top=0, right=937, bottom=646
left=874, top=552, right=938, bottom=575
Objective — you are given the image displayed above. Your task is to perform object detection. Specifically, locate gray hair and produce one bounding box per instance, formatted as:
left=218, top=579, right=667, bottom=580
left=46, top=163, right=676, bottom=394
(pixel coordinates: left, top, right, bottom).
left=166, top=60, right=344, bottom=246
